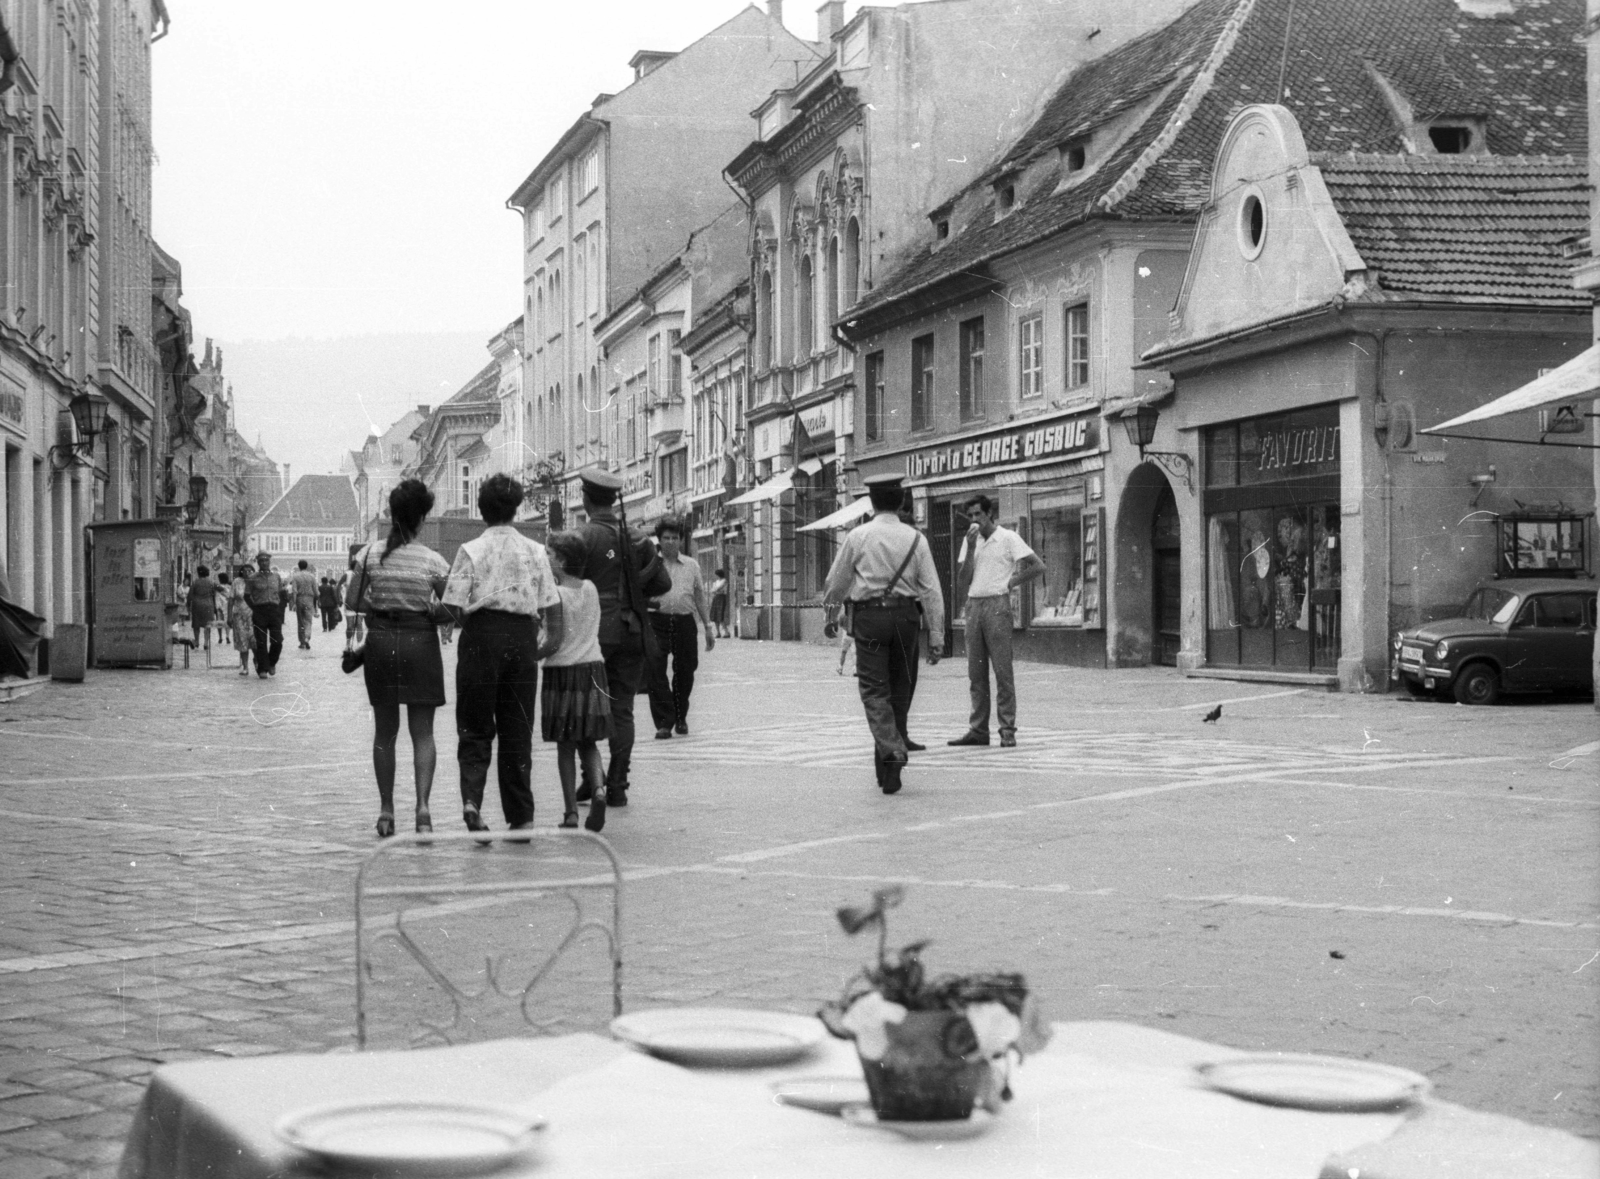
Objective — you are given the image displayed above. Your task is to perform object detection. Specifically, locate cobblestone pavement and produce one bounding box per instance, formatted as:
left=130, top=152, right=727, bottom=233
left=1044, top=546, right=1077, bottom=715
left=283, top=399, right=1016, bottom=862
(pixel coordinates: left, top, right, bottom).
left=1, top=636, right=1596, bottom=1176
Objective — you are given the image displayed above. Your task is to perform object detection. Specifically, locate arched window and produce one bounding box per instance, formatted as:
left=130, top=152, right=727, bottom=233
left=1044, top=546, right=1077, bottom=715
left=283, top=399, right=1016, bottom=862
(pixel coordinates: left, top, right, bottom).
left=843, top=218, right=861, bottom=309
left=759, top=271, right=774, bottom=370
left=797, top=253, right=814, bottom=358
left=825, top=236, right=840, bottom=333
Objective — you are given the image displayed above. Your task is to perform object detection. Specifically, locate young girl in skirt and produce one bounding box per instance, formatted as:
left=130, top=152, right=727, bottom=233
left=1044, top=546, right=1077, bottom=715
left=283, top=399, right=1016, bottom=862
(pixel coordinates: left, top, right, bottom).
left=228, top=579, right=254, bottom=676
left=541, top=532, right=612, bottom=832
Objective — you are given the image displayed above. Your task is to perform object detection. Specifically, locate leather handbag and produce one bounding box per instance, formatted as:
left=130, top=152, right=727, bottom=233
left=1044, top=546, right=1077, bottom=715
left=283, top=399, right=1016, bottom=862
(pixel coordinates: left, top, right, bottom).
left=341, top=551, right=371, bottom=674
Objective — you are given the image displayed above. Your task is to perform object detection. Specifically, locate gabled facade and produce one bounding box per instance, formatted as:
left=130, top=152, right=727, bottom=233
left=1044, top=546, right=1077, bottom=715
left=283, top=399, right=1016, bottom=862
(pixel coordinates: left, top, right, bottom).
left=248, top=473, right=359, bottom=571
left=350, top=405, right=427, bottom=542
left=484, top=317, right=526, bottom=498
left=841, top=0, right=1588, bottom=679
left=507, top=4, right=818, bottom=523
left=724, top=0, right=1197, bottom=640
left=406, top=362, right=500, bottom=518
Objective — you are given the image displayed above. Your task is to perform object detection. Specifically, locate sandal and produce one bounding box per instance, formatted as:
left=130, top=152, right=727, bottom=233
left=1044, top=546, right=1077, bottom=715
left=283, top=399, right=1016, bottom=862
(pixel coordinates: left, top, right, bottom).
left=584, top=793, right=607, bottom=834
left=375, top=812, right=395, bottom=838
left=415, top=811, right=432, bottom=834
left=560, top=810, right=579, bottom=829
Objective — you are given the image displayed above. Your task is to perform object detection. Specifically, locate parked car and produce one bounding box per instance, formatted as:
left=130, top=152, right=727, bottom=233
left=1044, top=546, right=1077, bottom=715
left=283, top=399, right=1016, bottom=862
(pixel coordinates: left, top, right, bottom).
left=1391, top=578, right=1597, bottom=704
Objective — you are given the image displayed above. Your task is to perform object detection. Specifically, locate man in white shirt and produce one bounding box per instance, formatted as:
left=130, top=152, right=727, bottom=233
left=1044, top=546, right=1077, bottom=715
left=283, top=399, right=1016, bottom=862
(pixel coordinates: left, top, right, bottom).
left=948, top=494, right=1045, bottom=749
left=646, top=516, right=715, bottom=739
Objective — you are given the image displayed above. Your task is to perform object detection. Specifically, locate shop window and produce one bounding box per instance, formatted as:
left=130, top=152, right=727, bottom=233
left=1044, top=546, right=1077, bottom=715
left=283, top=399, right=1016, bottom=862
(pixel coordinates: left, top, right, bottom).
left=910, top=334, right=934, bottom=432
left=864, top=350, right=884, bottom=441
left=1018, top=314, right=1043, bottom=399
left=1028, top=488, right=1089, bottom=626
left=958, top=317, right=985, bottom=421
left=1065, top=303, right=1089, bottom=389
left=1499, top=514, right=1586, bottom=575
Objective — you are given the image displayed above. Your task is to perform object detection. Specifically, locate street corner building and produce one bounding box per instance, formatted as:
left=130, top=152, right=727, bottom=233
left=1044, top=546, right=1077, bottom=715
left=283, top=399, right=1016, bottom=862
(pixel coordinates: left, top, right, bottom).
left=835, top=0, right=1594, bottom=691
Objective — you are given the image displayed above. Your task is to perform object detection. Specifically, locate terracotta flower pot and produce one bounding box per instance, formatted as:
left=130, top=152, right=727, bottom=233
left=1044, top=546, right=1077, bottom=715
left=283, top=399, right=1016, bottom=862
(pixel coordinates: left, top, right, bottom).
left=858, top=1010, right=990, bottom=1121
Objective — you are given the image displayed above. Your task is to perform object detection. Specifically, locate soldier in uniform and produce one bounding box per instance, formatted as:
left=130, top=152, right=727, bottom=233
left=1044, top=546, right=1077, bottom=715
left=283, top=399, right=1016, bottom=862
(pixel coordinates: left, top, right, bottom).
left=569, top=468, right=671, bottom=808
left=823, top=474, right=944, bottom=794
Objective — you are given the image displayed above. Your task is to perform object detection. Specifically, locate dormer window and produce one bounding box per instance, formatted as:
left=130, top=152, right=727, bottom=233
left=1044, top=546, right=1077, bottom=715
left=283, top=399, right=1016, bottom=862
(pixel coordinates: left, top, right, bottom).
left=999, top=184, right=1015, bottom=210
left=1428, top=123, right=1473, bottom=154
left=936, top=219, right=950, bottom=240
left=1063, top=143, right=1087, bottom=174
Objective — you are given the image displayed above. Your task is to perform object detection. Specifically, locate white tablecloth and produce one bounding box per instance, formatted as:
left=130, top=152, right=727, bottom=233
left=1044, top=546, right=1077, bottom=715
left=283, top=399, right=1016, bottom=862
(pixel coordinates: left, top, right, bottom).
left=113, top=1020, right=1458, bottom=1179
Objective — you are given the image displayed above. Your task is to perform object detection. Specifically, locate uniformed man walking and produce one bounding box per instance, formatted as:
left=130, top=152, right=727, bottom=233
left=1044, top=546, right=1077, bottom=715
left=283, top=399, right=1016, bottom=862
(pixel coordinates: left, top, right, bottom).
left=823, top=474, right=945, bottom=794
left=570, top=468, right=671, bottom=808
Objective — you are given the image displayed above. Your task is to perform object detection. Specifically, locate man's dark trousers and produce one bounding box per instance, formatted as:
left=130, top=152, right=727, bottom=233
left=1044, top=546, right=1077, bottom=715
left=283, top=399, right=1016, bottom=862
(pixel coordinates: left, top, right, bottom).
left=455, top=610, right=538, bottom=826
left=647, top=613, right=699, bottom=731
left=601, top=630, right=645, bottom=790
left=851, top=598, right=920, bottom=767
left=250, top=604, right=283, bottom=674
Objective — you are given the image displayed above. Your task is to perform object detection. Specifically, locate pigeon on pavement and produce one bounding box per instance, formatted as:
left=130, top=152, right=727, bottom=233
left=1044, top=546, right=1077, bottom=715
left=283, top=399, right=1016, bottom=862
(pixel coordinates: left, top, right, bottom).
left=1201, top=705, right=1222, bottom=723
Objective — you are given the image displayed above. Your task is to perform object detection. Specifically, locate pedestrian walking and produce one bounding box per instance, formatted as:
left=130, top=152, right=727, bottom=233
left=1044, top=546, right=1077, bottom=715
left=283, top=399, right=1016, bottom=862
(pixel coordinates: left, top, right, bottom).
left=227, top=580, right=253, bottom=675
left=186, top=565, right=217, bottom=662
left=709, top=568, right=731, bottom=638
left=289, top=560, right=318, bottom=649
left=647, top=516, right=714, bottom=739
left=317, top=577, right=340, bottom=632
left=947, top=494, right=1045, bottom=749
left=441, top=473, right=563, bottom=834
left=339, top=556, right=366, bottom=650
left=540, top=531, right=612, bottom=833
left=345, top=479, right=450, bottom=838
left=568, top=468, right=671, bottom=810
left=244, top=552, right=290, bottom=678
left=822, top=474, right=944, bottom=795
left=213, top=576, right=230, bottom=647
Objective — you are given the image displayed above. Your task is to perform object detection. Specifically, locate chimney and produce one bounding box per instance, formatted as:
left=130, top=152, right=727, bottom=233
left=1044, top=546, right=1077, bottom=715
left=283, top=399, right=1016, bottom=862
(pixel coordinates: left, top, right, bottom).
left=816, top=0, right=843, bottom=42
left=282, top=464, right=291, bottom=492
left=768, top=0, right=783, bottom=30
left=417, top=404, right=430, bottom=417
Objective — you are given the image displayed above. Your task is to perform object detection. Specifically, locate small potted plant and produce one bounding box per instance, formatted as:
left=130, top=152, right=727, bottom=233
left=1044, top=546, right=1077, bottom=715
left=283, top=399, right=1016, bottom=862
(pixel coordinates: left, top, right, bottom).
left=818, top=886, right=1051, bottom=1121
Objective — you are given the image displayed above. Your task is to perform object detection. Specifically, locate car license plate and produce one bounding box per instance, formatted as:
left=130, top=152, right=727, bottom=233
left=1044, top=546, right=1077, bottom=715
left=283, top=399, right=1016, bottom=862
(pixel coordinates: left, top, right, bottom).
left=1423, top=678, right=1434, bottom=689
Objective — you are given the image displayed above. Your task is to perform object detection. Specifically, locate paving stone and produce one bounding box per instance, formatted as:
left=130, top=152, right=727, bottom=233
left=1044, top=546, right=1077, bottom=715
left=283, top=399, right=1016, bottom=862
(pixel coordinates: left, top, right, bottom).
left=0, top=1152, right=71, bottom=1178
left=0, top=1128, right=71, bottom=1152
left=0, top=1111, right=37, bottom=1132
left=63, top=1081, right=142, bottom=1110
left=7, top=1072, right=99, bottom=1093
left=0, top=1095, right=99, bottom=1121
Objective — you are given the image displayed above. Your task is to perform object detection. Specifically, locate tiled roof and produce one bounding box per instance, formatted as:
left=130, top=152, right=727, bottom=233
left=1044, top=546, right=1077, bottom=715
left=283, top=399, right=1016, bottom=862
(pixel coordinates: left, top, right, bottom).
left=253, top=474, right=359, bottom=533
left=444, top=361, right=499, bottom=406
left=1316, top=153, right=1589, bottom=307
left=847, top=0, right=1586, bottom=326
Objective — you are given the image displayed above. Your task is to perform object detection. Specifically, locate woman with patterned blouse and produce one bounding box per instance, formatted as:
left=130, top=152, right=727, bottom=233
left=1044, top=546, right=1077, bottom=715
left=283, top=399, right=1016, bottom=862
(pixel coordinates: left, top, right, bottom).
left=346, top=479, right=450, bottom=837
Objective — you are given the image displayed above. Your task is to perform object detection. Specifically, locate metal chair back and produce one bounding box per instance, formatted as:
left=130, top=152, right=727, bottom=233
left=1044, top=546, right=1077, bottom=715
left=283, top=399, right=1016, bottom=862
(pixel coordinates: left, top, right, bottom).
left=354, top=829, right=622, bottom=1049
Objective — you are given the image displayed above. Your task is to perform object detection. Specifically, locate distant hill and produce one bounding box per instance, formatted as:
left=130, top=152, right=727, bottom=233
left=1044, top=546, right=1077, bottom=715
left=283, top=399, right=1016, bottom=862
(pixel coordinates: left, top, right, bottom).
left=218, top=331, right=500, bottom=478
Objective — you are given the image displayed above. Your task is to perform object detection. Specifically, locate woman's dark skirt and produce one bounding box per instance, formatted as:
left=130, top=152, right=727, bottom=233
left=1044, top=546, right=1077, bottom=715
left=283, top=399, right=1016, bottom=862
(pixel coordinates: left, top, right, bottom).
left=710, top=594, right=729, bottom=625
left=362, top=611, right=445, bottom=707
left=540, top=661, right=612, bottom=743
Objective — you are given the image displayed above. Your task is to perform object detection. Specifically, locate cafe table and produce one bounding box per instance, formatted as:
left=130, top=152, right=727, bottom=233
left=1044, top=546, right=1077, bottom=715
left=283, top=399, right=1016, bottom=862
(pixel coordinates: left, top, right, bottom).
left=117, top=1018, right=1596, bottom=1179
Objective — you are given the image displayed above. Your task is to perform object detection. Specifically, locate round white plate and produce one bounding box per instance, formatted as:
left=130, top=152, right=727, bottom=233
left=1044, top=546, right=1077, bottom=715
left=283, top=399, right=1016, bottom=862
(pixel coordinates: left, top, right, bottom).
left=275, top=1100, right=546, bottom=1176
left=610, top=1007, right=825, bottom=1067
left=1196, top=1053, right=1431, bottom=1112
left=770, top=1076, right=872, bottom=1114
left=840, top=1104, right=995, bottom=1141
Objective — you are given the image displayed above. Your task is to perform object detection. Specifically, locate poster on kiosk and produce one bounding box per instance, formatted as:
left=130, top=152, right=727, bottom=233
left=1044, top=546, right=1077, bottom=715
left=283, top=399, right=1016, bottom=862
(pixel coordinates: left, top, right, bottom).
left=87, top=519, right=180, bottom=668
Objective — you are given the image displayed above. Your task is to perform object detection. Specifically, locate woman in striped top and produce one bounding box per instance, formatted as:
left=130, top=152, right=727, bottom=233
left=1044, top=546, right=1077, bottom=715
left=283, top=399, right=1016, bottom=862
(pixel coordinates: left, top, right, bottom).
left=346, top=479, right=450, bottom=837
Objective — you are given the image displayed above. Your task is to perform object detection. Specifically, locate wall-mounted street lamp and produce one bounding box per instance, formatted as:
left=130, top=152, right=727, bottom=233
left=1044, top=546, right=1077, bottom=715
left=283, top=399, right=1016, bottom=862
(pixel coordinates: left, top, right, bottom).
left=185, top=474, right=209, bottom=523
left=1121, top=404, right=1193, bottom=493
left=47, top=389, right=111, bottom=472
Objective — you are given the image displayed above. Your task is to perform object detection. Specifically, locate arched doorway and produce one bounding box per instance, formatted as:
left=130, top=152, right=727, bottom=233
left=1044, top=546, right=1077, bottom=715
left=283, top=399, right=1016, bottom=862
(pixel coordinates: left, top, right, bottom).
left=1151, top=485, right=1180, bottom=666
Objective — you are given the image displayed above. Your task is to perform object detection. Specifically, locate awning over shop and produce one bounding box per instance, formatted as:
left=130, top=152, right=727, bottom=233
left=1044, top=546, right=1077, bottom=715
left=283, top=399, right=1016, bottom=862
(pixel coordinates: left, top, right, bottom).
left=724, top=470, right=794, bottom=506
left=1424, top=343, right=1599, bottom=433
left=797, top=495, right=873, bottom=532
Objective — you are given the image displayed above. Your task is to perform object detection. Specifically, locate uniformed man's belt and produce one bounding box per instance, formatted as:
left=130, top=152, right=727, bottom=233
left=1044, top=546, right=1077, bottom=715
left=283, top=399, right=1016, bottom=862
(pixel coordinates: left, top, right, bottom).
left=851, top=594, right=916, bottom=608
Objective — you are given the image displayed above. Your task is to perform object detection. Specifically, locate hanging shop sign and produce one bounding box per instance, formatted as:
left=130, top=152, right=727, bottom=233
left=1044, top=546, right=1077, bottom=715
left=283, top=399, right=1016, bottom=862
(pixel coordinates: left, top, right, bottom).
left=905, top=412, right=1099, bottom=480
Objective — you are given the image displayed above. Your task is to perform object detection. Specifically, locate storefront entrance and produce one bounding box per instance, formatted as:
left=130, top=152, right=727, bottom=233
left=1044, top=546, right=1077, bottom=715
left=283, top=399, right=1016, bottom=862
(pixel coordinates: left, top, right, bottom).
left=1204, top=406, right=1341, bottom=673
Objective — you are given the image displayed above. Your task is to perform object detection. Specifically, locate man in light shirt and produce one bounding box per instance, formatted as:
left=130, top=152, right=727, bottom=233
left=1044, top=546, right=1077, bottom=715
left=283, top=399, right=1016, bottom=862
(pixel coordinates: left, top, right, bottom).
left=823, top=474, right=944, bottom=795
left=646, top=516, right=714, bottom=739
left=443, top=473, right=563, bottom=832
left=948, top=494, right=1045, bottom=749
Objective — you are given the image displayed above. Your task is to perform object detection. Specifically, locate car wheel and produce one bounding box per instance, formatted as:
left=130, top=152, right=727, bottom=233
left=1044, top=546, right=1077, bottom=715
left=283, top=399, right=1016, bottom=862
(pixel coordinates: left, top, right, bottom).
left=1452, top=663, right=1499, bottom=706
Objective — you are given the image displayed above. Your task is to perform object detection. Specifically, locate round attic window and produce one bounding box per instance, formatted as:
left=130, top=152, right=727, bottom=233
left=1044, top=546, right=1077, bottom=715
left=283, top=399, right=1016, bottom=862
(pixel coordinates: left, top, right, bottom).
left=1237, top=187, right=1266, bottom=260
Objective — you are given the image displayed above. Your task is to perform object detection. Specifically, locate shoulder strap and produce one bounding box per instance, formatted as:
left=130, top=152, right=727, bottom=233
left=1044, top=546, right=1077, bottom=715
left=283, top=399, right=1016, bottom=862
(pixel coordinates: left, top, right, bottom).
left=883, top=534, right=922, bottom=599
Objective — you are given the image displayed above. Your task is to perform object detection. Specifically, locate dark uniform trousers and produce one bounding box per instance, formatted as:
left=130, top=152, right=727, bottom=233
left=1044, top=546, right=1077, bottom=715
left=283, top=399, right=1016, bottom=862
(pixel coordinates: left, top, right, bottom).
left=850, top=597, right=922, bottom=765
left=250, top=603, right=284, bottom=673
left=601, top=629, right=646, bottom=789
left=455, top=609, right=539, bottom=826
left=646, top=612, right=699, bottom=731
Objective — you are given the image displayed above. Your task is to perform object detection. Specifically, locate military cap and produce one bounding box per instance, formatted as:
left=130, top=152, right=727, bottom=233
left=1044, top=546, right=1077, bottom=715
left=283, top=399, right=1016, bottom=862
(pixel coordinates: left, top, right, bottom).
left=862, top=472, right=905, bottom=488
left=255, top=550, right=272, bottom=561
left=578, top=467, right=623, bottom=492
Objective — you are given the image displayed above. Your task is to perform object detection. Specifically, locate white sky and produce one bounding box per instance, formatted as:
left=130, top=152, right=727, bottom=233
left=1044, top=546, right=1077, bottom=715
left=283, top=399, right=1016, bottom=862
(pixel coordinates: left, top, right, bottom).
left=150, top=1, right=848, bottom=344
